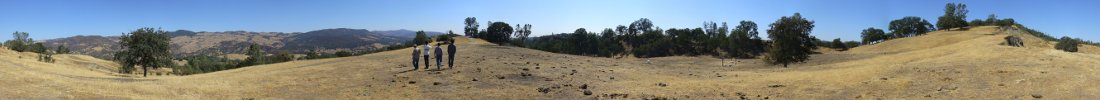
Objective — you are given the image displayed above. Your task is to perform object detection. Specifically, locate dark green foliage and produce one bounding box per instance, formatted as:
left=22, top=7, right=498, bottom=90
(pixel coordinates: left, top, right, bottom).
left=465, top=17, right=479, bottom=37
left=335, top=50, right=354, bottom=57
left=970, top=14, right=1017, bottom=27
left=115, top=28, right=172, bottom=77
left=29, top=43, right=47, bottom=54
left=1015, top=24, right=1057, bottom=41
left=860, top=27, right=887, bottom=44
left=414, top=30, right=429, bottom=44
left=237, top=44, right=267, bottom=67
left=889, top=16, right=935, bottom=37
left=844, top=41, right=861, bottom=49
left=272, top=51, right=295, bottom=62
left=936, top=3, right=969, bottom=30
left=55, top=45, right=70, bottom=54
left=763, top=13, right=816, bottom=67
left=174, top=55, right=240, bottom=75
left=436, top=30, right=456, bottom=43
left=6, top=31, right=32, bottom=52
left=526, top=28, right=624, bottom=57
left=728, top=21, right=766, bottom=58
left=485, top=22, right=514, bottom=45
left=1056, top=37, right=1079, bottom=52
left=832, top=38, right=847, bottom=51
left=514, top=24, right=532, bottom=42
left=37, top=43, right=54, bottom=63
left=624, top=18, right=655, bottom=49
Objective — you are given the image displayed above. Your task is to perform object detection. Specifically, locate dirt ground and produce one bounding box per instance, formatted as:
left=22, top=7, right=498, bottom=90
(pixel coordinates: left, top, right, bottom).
left=1, top=26, right=1099, bottom=99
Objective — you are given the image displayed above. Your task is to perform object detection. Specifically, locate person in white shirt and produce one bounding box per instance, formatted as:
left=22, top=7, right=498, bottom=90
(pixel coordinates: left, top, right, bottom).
left=411, top=46, right=419, bottom=70
left=422, top=42, right=432, bottom=69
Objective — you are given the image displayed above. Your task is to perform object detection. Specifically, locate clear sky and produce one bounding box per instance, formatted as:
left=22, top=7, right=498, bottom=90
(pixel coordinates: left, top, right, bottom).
left=1, top=0, right=1098, bottom=42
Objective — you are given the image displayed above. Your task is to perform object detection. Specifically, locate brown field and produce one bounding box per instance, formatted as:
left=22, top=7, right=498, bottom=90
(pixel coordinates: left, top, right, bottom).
left=2, top=26, right=1099, bottom=99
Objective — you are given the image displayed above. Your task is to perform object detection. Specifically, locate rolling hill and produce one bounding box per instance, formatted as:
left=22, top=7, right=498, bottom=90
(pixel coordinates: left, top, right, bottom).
left=41, top=28, right=445, bottom=59
left=3, top=26, right=1099, bottom=99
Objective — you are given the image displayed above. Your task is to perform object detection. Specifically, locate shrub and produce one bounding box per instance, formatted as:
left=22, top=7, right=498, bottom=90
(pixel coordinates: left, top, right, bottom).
left=335, top=50, right=354, bottom=57
left=1055, top=37, right=1079, bottom=52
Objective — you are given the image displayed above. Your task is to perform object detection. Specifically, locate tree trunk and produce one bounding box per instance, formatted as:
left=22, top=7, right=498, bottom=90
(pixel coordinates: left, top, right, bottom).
left=783, top=63, right=788, bottom=68
left=143, top=66, right=147, bottom=77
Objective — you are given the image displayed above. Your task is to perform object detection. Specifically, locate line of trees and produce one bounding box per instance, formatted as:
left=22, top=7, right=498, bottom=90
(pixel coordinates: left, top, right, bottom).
left=494, top=13, right=822, bottom=67
left=3, top=31, right=66, bottom=63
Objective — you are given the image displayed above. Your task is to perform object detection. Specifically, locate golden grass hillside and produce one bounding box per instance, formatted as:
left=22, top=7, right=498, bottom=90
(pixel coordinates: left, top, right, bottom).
left=1, top=26, right=1098, bottom=99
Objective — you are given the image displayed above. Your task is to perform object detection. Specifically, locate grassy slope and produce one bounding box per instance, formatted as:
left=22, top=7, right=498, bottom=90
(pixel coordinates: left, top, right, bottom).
left=1, top=26, right=1098, bottom=99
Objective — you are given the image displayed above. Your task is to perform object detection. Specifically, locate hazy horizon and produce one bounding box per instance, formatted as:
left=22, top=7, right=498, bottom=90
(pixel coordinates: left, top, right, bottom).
left=2, top=0, right=1099, bottom=41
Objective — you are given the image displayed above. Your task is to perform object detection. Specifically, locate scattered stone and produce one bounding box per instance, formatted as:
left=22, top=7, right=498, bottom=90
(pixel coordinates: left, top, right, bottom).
left=1031, top=94, right=1042, bottom=98
left=1004, top=36, right=1025, bottom=47
left=522, top=68, right=529, bottom=71
left=408, top=81, right=416, bottom=84
left=880, top=77, right=888, bottom=80
left=433, top=82, right=441, bottom=85
left=537, top=87, right=551, bottom=94
left=768, top=85, right=785, bottom=88
left=609, top=77, right=615, bottom=80
left=472, top=78, right=478, bottom=81
left=583, top=90, right=593, bottom=95
left=657, top=83, right=668, bottom=87
left=498, top=76, right=506, bottom=79
left=580, top=84, right=589, bottom=89
left=535, top=67, right=539, bottom=69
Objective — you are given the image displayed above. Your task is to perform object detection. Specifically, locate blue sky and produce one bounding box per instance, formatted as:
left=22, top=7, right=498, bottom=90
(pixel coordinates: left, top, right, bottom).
left=1, top=0, right=1098, bottom=42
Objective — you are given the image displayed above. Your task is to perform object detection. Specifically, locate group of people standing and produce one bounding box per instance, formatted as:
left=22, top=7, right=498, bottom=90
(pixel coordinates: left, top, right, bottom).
left=412, top=40, right=456, bottom=70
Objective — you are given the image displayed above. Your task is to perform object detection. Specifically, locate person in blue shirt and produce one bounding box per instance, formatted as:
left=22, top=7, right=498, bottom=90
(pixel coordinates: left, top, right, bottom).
left=434, top=43, right=444, bottom=70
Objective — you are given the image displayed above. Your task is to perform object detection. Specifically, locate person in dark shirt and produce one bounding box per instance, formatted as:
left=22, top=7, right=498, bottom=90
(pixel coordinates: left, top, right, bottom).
left=447, top=40, right=456, bottom=69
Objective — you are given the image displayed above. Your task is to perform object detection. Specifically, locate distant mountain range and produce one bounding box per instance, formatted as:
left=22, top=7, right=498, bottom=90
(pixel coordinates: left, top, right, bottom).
left=42, top=28, right=445, bottom=59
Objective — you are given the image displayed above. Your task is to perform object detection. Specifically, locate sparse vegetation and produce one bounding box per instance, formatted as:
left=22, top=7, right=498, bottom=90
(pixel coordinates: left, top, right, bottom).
left=5, top=31, right=33, bottom=52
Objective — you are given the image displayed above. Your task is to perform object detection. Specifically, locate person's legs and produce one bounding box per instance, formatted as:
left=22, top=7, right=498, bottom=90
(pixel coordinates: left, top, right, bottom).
left=436, top=57, right=442, bottom=69
left=448, top=55, right=454, bottom=68
left=413, top=59, right=418, bottom=70
left=423, top=55, right=430, bottom=69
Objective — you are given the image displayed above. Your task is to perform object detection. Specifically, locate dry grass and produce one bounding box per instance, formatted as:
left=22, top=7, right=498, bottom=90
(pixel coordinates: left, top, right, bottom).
left=1, top=26, right=1098, bottom=99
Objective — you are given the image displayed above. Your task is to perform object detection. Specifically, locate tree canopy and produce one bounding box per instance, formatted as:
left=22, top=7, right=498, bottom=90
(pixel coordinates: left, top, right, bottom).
left=115, top=28, right=172, bottom=77
left=764, top=13, right=817, bottom=67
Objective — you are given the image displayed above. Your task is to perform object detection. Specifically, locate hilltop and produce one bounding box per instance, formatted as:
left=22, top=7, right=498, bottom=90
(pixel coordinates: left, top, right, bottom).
left=2, top=26, right=1099, bottom=99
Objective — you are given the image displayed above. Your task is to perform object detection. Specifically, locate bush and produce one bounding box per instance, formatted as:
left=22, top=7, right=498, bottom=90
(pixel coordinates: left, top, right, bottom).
left=6, top=31, right=32, bottom=52
left=175, top=55, right=240, bottom=75
left=335, top=50, right=354, bottom=57
left=1055, top=37, right=1079, bottom=52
